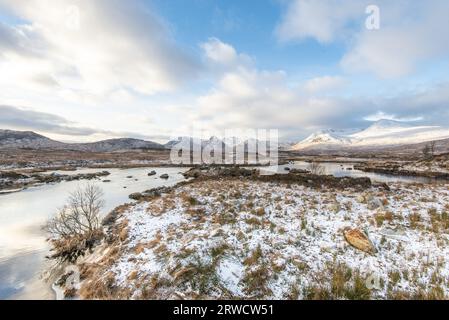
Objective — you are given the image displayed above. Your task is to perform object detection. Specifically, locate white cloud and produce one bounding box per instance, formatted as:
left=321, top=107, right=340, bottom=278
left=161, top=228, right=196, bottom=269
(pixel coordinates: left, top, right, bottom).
left=1, top=2, right=448, bottom=142
left=341, top=2, right=449, bottom=78
left=277, top=0, right=449, bottom=78
left=200, top=37, right=253, bottom=72
left=363, top=111, right=423, bottom=122
left=201, top=38, right=239, bottom=65
left=0, top=104, right=105, bottom=136
left=303, top=75, right=346, bottom=93
left=0, top=0, right=199, bottom=96
left=174, top=39, right=449, bottom=140
left=276, top=0, right=363, bottom=43
left=187, top=40, right=361, bottom=138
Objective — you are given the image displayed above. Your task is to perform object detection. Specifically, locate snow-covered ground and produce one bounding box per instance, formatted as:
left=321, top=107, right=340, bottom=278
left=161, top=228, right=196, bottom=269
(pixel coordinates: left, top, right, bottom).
left=75, top=178, right=449, bottom=300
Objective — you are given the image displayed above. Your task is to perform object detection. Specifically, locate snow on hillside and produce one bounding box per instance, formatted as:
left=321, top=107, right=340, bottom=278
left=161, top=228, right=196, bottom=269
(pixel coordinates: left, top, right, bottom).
left=73, top=138, right=165, bottom=152
left=0, top=129, right=165, bottom=151
left=166, top=136, right=278, bottom=151
left=291, top=129, right=356, bottom=150
left=292, top=120, right=449, bottom=150
left=202, top=136, right=226, bottom=150
left=0, top=129, right=64, bottom=149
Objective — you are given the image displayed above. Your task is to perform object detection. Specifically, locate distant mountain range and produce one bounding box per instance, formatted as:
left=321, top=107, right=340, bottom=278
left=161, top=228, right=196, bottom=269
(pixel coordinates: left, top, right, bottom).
left=164, top=136, right=292, bottom=152
left=291, top=120, right=449, bottom=152
left=4, top=120, right=449, bottom=155
left=0, top=130, right=286, bottom=153
left=0, top=130, right=165, bottom=152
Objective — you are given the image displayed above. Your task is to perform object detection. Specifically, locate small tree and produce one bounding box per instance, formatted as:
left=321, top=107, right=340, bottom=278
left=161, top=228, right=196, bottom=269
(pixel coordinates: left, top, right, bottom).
left=46, top=183, right=105, bottom=263
left=308, top=162, right=325, bottom=175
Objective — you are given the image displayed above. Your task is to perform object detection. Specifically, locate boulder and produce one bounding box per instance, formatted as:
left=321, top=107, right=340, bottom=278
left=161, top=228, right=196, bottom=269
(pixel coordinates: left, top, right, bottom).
left=148, top=170, right=157, bottom=176
left=183, top=168, right=202, bottom=178
left=129, top=193, right=143, bottom=200
left=330, top=202, right=341, bottom=213
left=127, top=270, right=138, bottom=281
left=343, top=228, right=377, bottom=255
left=289, top=169, right=308, bottom=174
left=367, top=198, right=383, bottom=210
left=160, top=174, right=169, bottom=179
left=0, top=171, right=30, bottom=179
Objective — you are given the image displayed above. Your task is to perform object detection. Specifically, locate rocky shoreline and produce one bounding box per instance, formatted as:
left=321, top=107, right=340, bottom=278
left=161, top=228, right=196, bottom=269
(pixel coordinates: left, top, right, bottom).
left=286, top=154, right=449, bottom=181
left=127, top=167, right=374, bottom=202
left=354, top=163, right=449, bottom=180
left=0, top=170, right=111, bottom=194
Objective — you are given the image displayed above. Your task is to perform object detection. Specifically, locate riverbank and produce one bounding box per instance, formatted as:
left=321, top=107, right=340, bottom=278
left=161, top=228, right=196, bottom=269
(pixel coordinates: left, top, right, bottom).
left=0, top=162, right=283, bottom=195
left=57, top=170, right=449, bottom=300
left=0, top=166, right=189, bottom=300
left=0, top=170, right=111, bottom=194
left=353, top=154, right=449, bottom=180
left=287, top=154, right=449, bottom=181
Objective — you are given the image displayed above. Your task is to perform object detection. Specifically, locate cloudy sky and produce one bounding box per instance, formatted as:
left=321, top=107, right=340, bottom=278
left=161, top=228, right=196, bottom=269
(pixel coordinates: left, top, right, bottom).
left=0, top=0, right=448, bottom=142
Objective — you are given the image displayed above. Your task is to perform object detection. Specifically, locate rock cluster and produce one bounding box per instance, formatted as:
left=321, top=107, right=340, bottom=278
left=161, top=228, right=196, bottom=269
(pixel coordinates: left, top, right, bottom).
left=183, top=166, right=258, bottom=179
left=0, top=170, right=111, bottom=192
left=129, top=186, right=177, bottom=201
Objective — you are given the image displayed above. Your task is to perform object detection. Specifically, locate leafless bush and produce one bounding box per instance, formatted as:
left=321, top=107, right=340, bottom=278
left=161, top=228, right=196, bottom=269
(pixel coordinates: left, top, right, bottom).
left=46, top=183, right=105, bottom=263
left=307, top=162, right=325, bottom=175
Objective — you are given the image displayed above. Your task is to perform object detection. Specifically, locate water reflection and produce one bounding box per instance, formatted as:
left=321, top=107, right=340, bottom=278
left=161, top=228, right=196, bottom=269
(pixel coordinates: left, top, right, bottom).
left=0, top=167, right=188, bottom=300
left=260, top=161, right=446, bottom=184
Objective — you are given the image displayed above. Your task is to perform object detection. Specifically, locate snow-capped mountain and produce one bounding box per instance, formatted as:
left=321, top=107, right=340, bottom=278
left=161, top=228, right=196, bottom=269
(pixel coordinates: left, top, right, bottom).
left=166, top=136, right=267, bottom=151
left=165, top=137, right=196, bottom=150
left=164, top=136, right=213, bottom=150
left=165, top=136, right=294, bottom=152
left=292, top=129, right=355, bottom=150
left=291, top=120, right=449, bottom=151
left=202, top=136, right=226, bottom=150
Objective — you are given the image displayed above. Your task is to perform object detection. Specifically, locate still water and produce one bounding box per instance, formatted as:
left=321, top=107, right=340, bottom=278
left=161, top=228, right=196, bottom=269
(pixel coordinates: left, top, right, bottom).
left=261, top=161, right=444, bottom=184
left=0, top=167, right=188, bottom=300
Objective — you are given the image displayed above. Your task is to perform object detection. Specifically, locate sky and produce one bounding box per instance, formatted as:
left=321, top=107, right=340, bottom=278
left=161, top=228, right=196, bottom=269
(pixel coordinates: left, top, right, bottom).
left=0, top=0, right=449, bottom=143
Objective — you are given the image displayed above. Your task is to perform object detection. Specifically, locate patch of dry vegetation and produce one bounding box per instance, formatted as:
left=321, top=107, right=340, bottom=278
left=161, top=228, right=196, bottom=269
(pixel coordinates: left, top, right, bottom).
left=61, top=178, right=449, bottom=300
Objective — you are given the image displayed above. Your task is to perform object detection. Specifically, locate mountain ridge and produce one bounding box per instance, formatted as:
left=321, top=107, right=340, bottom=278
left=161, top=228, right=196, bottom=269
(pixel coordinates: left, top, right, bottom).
left=292, top=120, right=449, bottom=151
left=0, top=129, right=165, bottom=151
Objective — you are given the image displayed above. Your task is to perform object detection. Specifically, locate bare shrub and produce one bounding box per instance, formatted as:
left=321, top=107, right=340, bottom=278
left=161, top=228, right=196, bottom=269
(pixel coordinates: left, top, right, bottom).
left=307, top=162, right=325, bottom=175
left=46, top=183, right=105, bottom=263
